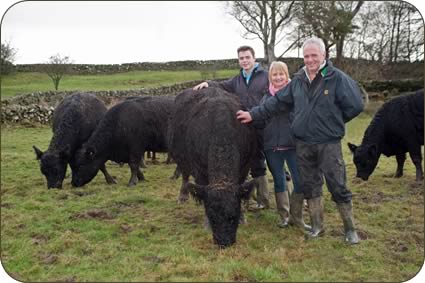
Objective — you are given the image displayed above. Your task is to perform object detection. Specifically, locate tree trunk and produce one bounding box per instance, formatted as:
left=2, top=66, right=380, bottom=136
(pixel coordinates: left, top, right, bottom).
left=264, top=44, right=276, bottom=65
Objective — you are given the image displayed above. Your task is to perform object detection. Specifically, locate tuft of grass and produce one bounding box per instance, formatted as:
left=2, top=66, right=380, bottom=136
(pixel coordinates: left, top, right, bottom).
left=1, top=103, right=423, bottom=281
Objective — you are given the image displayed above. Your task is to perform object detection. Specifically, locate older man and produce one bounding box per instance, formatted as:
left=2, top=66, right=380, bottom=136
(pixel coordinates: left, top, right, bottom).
left=194, top=45, right=270, bottom=210
left=236, top=37, right=364, bottom=244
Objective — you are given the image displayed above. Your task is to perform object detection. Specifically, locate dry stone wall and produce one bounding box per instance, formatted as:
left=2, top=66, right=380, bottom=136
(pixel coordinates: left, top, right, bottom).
left=1, top=80, right=209, bottom=125
left=2, top=76, right=423, bottom=126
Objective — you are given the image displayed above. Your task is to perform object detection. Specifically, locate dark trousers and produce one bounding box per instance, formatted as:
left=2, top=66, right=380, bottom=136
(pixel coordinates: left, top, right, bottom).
left=296, top=140, right=352, bottom=203
left=265, top=149, right=301, bottom=193
left=250, top=129, right=267, bottom=178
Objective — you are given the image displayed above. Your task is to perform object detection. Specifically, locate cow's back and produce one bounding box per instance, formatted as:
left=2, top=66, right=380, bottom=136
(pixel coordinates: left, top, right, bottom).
left=50, top=92, right=107, bottom=151
left=383, top=90, right=424, bottom=145
left=169, top=88, right=256, bottom=184
left=86, top=95, right=174, bottom=162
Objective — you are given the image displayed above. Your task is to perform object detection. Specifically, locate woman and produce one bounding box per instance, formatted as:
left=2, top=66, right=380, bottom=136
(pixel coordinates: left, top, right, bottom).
left=261, top=61, right=305, bottom=228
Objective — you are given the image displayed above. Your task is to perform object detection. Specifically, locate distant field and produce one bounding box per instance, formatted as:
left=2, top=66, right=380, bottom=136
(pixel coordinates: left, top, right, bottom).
left=1, top=107, right=423, bottom=281
left=0, top=69, right=239, bottom=98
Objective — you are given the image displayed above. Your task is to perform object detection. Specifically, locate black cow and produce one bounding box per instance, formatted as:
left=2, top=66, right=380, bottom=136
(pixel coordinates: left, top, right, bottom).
left=348, top=89, right=424, bottom=181
left=71, top=96, right=174, bottom=187
left=33, top=92, right=116, bottom=189
left=168, top=87, right=257, bottom=248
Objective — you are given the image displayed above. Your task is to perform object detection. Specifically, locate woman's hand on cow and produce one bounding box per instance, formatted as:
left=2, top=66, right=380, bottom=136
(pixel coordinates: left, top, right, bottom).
left=236, top=110, right=253, bottom=123
left=193, top=82, right=209, bottom=90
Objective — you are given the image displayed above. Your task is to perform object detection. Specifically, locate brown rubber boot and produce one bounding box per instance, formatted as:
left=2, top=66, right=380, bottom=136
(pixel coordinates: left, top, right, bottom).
left=275, top=191, right=290, bottom=228
left=287, top=192, right=311, bottom=231
left=254, top=175, right=270, bottom=209
left=305, top=196, right=324, bottom=239
left=337, top=201, right=360, bottom=245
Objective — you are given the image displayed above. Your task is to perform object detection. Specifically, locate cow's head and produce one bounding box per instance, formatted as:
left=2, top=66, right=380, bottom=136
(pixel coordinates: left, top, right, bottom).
left=348, top=142, right=379, bottom=181
left=70, top=145, right=103, bottom=187
left=186, top=179, right=256, bottom=248
left=33, top=145, right=70, bottom=189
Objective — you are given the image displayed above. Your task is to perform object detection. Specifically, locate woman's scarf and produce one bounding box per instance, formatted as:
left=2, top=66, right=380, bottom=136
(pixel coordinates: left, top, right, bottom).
left=268, top=79, right=289, bottom=96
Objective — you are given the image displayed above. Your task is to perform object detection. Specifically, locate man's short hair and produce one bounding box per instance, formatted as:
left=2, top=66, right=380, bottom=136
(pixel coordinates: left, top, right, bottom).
left=237, top=46, right=255, bottom=58
left=302, top=37, right=326, bottom=55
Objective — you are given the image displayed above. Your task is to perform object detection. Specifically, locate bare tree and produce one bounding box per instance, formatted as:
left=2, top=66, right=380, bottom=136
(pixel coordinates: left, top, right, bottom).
left=387, top=1, right=423, bottom=62
left=43, top=54, right=73, bottom=90
left=347, top=1, right=423, bottom=63
left=1, top=41, right=18, bottom=75
left=297, top=1, right=364, bottom=64
left=225, top=1, right=297, bottom=64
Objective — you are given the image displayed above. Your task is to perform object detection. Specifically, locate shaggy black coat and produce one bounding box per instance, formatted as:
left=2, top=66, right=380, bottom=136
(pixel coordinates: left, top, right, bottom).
left=71, top=96, right=174, bottom=187
left=348, top=89, right=424, bottom=181
left=168, top=87, right=257, bottom=248
left=33, top=92, right=115, bottom=189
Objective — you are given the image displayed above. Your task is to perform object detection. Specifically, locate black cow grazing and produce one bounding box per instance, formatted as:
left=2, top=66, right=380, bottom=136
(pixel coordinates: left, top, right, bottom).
left=348, top=89, right=424, bottom=181
left=168, top=87, right=257, bottom=248
left=71, top=96, right=174, bottom=187
left=33, top=92, right=116, bottom=189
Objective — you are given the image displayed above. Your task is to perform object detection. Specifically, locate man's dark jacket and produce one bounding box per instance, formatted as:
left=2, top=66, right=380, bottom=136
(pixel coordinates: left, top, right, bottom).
left=208, top=65, right=268, bottom=110
left=250, top=60, right=364, bottom=144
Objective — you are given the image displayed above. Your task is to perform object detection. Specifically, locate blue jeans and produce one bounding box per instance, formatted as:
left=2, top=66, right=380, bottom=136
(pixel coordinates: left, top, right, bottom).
left=265, top=149, right=301, bottom=193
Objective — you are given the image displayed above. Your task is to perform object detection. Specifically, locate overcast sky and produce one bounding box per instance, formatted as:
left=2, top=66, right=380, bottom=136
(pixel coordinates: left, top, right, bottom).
left=1, top=1, right=424, bottom=65
left=1, top=1, right=269, bottom=64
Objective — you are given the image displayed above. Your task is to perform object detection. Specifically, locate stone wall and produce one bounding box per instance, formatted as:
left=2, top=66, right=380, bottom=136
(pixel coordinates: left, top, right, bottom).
left=15, top=59, right=242, bottom=74
left=1, top=80, right=209, bottom=125
left=14, top=58, right=424, bottom=81
left=2, top=76, right=423, bottom=126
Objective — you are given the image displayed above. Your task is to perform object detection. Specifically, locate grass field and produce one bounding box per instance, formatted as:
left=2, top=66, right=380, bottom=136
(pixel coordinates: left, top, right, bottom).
left=0, top=69, right=239, bottom=98
left=1, top=103, right=423, bottom=281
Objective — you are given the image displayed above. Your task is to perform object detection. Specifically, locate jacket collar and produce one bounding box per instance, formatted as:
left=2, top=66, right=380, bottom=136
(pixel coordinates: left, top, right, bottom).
left=241, top=63, right=263, bottom=84
left=295, top=59, right=335, bottom=81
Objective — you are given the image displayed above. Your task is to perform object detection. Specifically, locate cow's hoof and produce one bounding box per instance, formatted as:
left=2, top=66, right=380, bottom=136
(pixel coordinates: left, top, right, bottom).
left=177, top=195, right=189, bottom=204
left=106, top=177, right=118, bottom=185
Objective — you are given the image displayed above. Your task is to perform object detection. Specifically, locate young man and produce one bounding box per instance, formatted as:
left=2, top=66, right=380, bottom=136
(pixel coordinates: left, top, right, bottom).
left=193, top=46, right=270, bottom=210
left=236, top=38, right=364, bottom=244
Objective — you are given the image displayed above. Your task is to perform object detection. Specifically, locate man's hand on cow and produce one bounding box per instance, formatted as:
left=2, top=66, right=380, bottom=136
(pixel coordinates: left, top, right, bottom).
left=236, top=110, right=253, bottom=124
left=193, top=82, right=209, bottom=90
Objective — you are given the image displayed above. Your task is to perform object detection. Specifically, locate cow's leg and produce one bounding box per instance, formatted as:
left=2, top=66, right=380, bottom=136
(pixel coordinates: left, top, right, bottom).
left=100, top=163, right=117, bottom=184
left=170, top=165, right=181, bottom=180
left=137, top=168, right=145, bottom=182
left=177, top=173, right=190, bottom=204
left=128, top=162, right=140, bottom=187
left=140, top=157, right=147, bottom=168
left=166, top=153, right=173, bottom=164
left=151, top=152, right=159, bottom=164
left=394, top=153, right=406, bottom=178
left=408, top=150, right=424, bottom=182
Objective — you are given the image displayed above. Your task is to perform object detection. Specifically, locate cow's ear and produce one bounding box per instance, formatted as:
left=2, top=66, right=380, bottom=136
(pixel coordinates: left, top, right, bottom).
left=347, top=142, right=358, bottom=154
left=85, top=146, right=96, bottom=160
left=186, top=182, right=207, bottom=203
left=59, top=144, right=71, bottom=160
left=33, top=145, right=44, bottom=160
left=238, top=179, right=256, bottom=200
left=368, top=144, right=377, bottom=158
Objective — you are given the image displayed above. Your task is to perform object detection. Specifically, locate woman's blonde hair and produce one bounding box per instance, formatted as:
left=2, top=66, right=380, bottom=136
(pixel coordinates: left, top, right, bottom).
left=268, top=61, right=290, bottom=82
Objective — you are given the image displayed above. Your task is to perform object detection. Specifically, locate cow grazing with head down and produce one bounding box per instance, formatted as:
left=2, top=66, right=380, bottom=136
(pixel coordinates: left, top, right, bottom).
left=348, top=89, right=424, bottom=181
left=71, top=96, right=174, bottom=187
left=168, top=87, right=257, bottom=248
left=33, top=92, right=116, bottom=189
